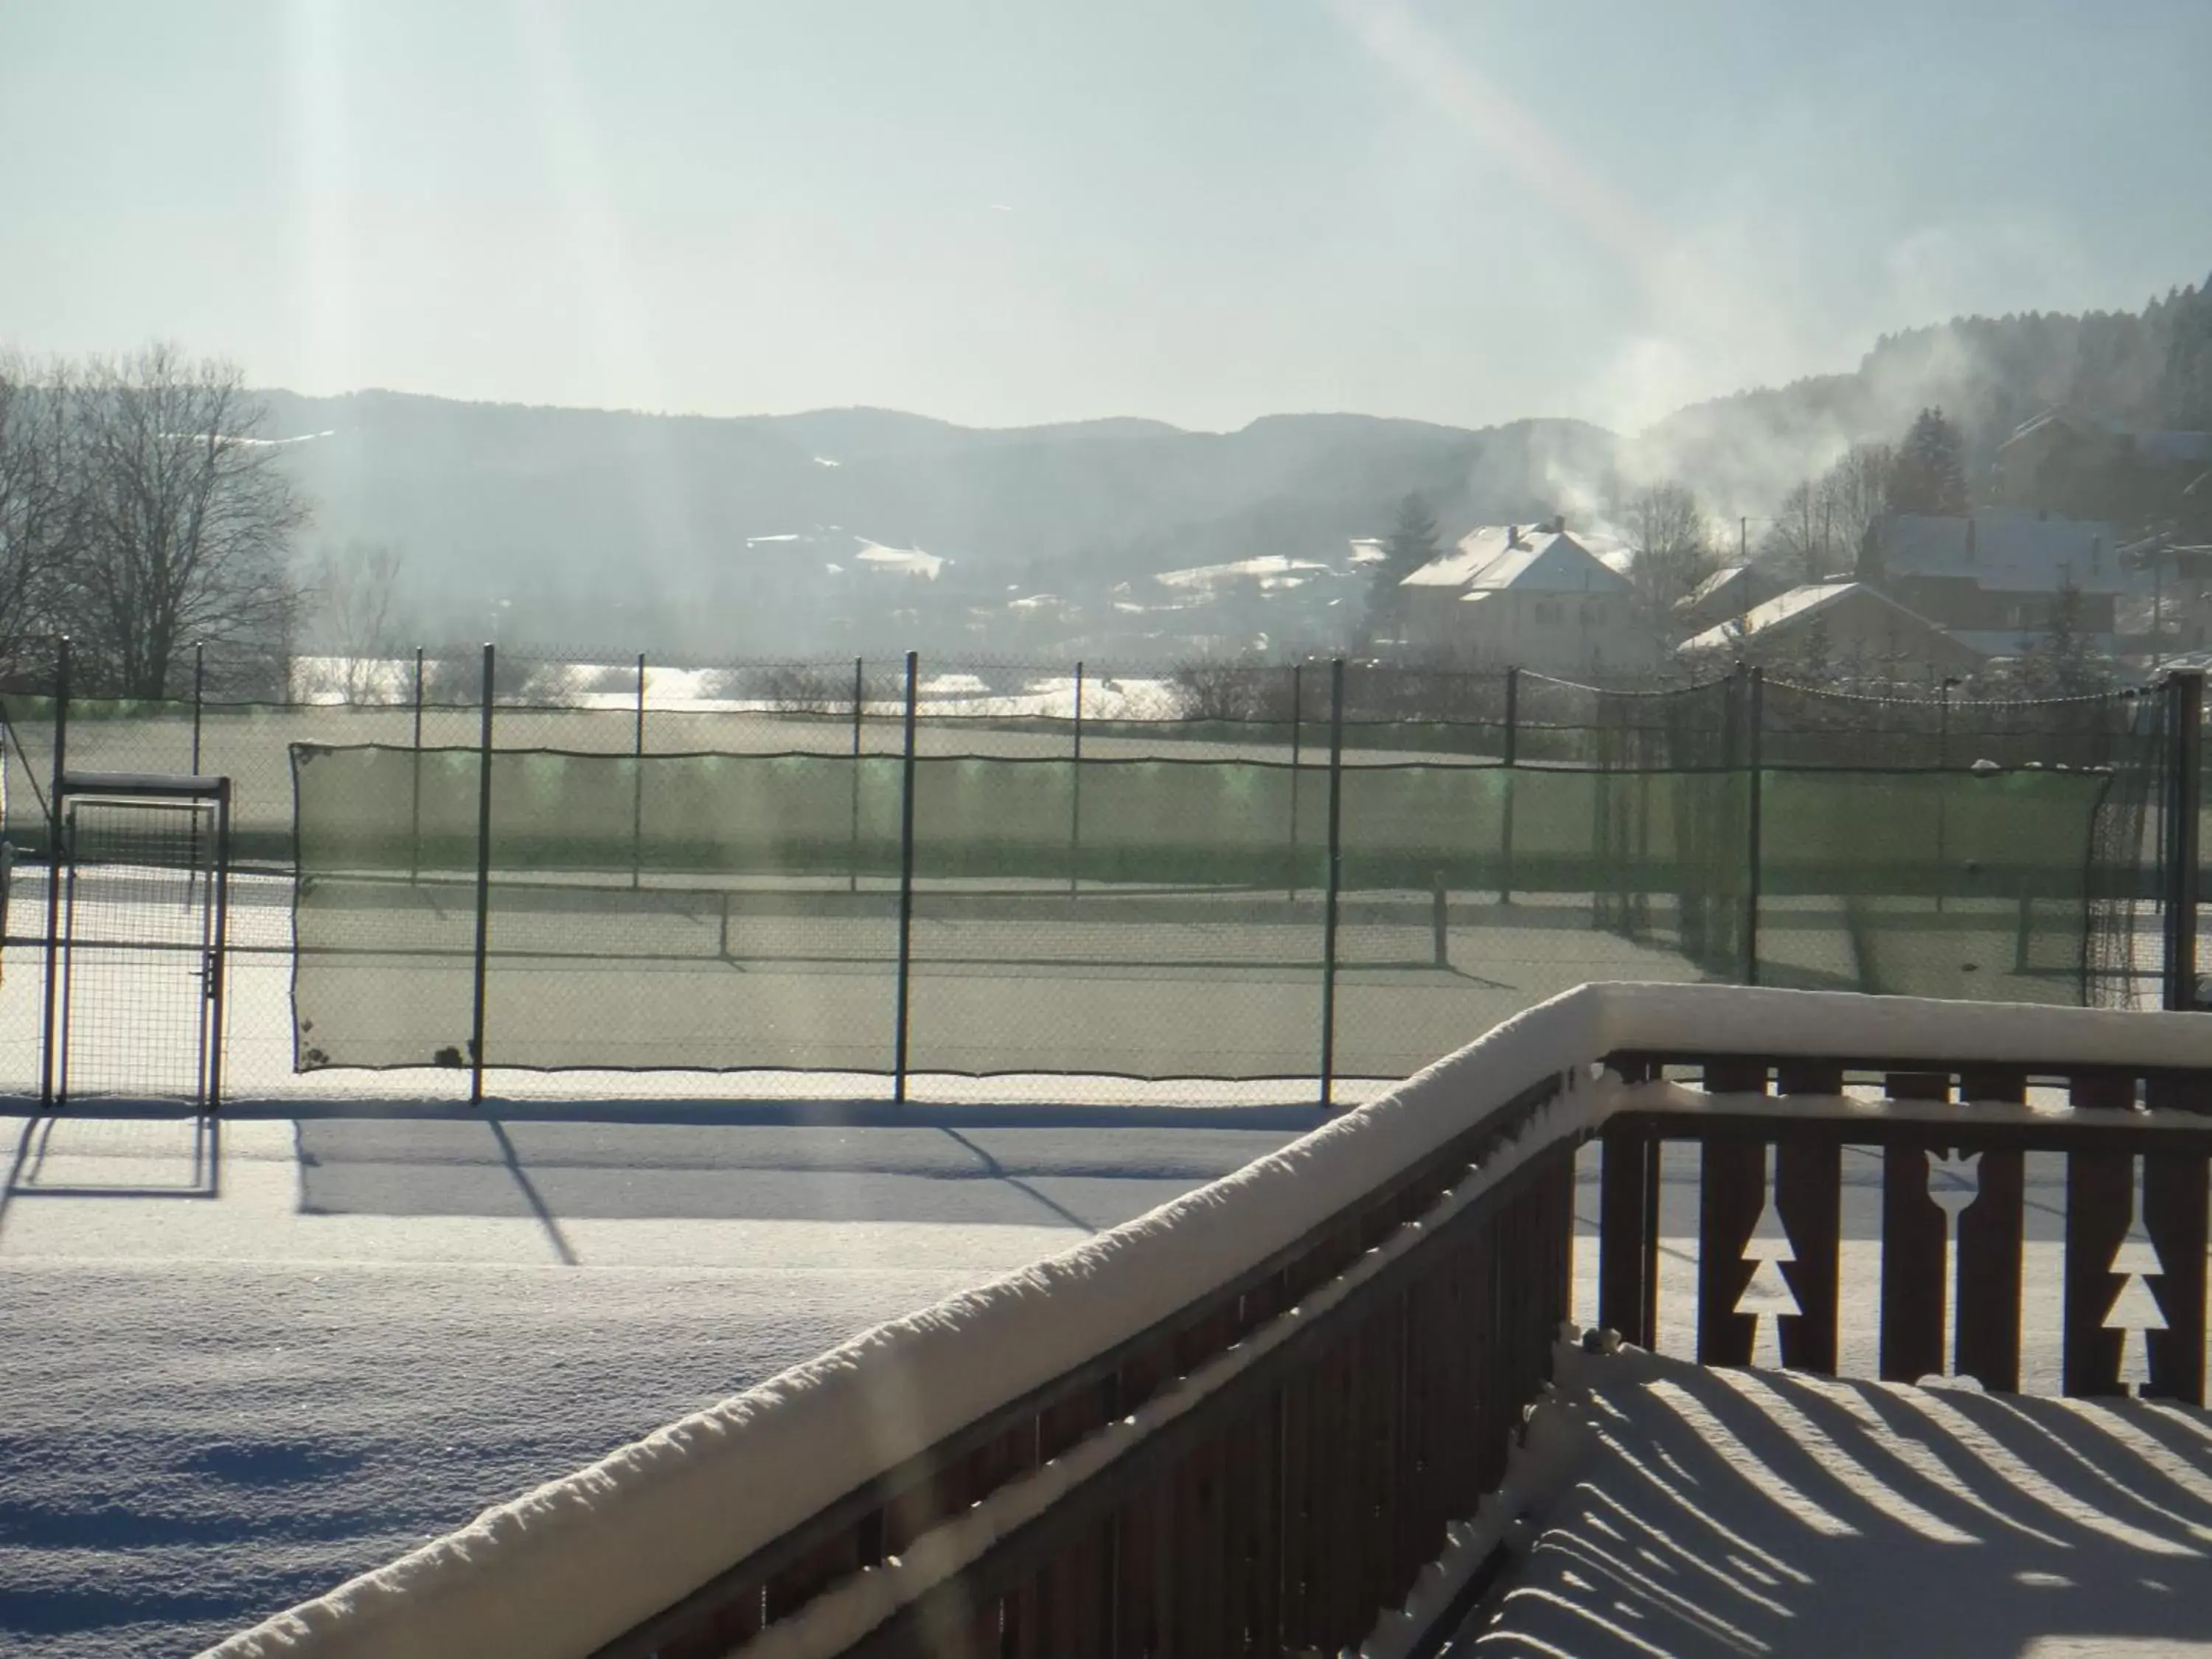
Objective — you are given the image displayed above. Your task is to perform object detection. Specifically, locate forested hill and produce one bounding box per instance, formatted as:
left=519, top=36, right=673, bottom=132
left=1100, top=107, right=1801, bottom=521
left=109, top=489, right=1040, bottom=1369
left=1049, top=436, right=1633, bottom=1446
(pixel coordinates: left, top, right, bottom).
left=1638, top=276, right=2212, bottom=510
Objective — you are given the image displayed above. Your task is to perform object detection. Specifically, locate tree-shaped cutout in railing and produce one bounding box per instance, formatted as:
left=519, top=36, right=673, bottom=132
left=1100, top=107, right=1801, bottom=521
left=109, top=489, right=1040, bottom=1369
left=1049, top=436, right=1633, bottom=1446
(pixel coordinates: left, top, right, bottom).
left=1734, top=1144, right=1801, bottom=1366
left=1928, top=1150, right=1983, bottom=1382
left=2107, top=1155, right=2169, bottom=1396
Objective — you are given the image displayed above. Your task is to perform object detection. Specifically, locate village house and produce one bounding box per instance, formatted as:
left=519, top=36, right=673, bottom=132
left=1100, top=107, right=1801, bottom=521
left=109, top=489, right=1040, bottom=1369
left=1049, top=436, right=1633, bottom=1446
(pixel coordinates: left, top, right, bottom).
left=1860, top=510, right=2131, bottom=658
left=1398, top=521, right=1658, bottom=676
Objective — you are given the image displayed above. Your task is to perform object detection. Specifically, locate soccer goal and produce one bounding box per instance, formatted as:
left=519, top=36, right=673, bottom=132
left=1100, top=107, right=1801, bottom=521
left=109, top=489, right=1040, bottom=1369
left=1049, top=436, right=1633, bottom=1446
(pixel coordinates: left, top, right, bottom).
left=41, top=771, right=231, bottom=1107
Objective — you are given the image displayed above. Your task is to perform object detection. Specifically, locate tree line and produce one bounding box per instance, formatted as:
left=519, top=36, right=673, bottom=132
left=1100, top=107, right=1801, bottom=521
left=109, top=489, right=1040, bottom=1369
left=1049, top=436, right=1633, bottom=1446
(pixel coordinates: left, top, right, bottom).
left=0, top=344, right=309, bottom=699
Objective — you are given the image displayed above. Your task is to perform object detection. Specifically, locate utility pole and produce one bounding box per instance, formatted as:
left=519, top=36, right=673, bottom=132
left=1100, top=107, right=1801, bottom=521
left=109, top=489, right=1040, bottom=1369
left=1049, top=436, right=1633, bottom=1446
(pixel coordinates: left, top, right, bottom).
left=1739, top=515, right=1748, bottom=565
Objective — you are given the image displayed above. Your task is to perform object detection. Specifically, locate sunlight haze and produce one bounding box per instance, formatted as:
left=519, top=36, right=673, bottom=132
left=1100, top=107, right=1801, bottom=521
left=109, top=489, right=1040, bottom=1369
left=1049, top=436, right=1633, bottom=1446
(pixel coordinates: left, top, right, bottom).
left=4, top=0, right=2208, bottom=431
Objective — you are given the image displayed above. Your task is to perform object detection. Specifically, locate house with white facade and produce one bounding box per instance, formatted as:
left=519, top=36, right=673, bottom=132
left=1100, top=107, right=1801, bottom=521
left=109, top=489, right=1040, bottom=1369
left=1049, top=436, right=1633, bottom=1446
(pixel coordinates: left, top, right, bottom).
left=1399, top=521, right=1658, bottom=675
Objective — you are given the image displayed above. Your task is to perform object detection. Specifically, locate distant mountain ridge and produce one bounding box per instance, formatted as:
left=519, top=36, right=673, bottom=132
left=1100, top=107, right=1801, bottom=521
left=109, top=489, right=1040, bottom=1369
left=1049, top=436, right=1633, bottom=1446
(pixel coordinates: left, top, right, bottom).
left=260, top=273, right=2211, bottom=659
left=260, top=387, right=1607, bottom=657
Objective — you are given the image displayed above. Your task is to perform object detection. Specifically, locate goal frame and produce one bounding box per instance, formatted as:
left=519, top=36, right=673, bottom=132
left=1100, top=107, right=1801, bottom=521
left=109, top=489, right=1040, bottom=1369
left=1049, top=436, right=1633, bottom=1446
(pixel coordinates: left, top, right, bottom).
left=40, top=771, right=233, bottom=1110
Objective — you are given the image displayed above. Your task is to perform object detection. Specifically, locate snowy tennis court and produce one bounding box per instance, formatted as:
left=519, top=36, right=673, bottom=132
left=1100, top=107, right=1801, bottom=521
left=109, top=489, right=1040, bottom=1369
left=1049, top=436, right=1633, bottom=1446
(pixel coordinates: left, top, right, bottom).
left=0, top=866, right=1736, bottom=1105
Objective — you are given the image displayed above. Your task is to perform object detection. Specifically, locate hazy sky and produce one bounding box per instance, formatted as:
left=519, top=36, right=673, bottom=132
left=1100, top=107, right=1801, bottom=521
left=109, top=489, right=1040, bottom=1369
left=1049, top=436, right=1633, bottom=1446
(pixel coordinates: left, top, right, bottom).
left=4, top=1, right=2208, bottom=434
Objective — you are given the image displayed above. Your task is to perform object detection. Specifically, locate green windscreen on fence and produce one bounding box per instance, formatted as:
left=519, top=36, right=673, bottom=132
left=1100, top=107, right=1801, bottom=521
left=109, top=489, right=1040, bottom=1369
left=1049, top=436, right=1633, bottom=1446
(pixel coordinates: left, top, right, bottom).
left=904, top=757, right=1329, bottom=1077
left=291, top=735, right=2143, bottom=1079
left=294, top=745, right=906, bottom=1072
left=1755, top=767, right=2116, bottom=1004
left=1326, top=766, right=1748, bottom=1078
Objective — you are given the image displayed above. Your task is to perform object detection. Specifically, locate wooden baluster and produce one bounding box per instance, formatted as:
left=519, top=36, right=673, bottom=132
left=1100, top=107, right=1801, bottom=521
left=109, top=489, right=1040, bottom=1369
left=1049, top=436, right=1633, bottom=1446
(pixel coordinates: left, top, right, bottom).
left=1955, top=1066, right=2028, bottom=1394
left=1115, top=1477, right=1172, bottom=1659
left=2063, top=1148, right=2132, bottom=1398
left=1695, top=1052, right=1772, bottom=1369
left=2144, top=1075, right=2212, bottom=1407
left=1412, top=1265, right=1452, bottom=1596
left=1234, top=1392, right=1282, bottom=1659
left=1879, top=1073, right=1950, bottom=1383
left=1773, top=1059, right=1844, bottom=1377
left=1332, top=1325, right=1375, bottom=1652
left=1366, top=1294, right=1411, bottom=1623
left=1277, top=1365, right=1317, bottom=1654
left=1543, top=1148, right=1576, bottom=1342
left=2143, top=1153, right=2208, bottom=1403
left=1599, top=1124, right=1658, bottom=1348
left=1168, top=1440, right=1224, bottom=1658
left=2064, top=1072, right=2138, bottom=1399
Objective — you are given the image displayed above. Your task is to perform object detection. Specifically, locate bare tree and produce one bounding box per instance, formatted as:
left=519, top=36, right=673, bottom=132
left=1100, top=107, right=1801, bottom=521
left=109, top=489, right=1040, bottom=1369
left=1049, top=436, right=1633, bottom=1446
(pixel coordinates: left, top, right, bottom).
left=0, top=352, right=77, bottom=680
left=1171, top=658, right=1298, bottom=723
left=305, top=539, right=406, bottom=702
left=1760, top=479, right=1826, bottom=583
left=58, top=344, right=308, bottom=698
left=1625, top=481, right=1717, bottom=637
left=1815, top=442, right=1895, bottom=571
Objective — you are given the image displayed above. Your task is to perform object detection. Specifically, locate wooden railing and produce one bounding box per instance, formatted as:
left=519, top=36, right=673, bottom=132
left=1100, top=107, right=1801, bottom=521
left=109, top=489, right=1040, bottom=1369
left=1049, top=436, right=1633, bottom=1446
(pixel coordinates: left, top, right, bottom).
left=209, top=985, right=2212, bottom=1659
left=1599, top=1050, right=2212, bottom=1404
left=599, top=1077, right=1579, bottom=1659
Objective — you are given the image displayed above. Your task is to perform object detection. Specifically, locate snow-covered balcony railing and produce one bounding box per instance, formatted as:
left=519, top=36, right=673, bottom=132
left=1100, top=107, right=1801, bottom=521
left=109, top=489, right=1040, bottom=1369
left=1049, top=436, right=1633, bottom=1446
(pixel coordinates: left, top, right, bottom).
left=212, top=984, right=2212, bottom=1659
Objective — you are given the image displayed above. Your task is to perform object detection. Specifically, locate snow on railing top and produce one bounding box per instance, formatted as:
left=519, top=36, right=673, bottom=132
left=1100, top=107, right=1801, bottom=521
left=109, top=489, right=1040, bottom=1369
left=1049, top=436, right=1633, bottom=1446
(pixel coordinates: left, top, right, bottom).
left=203, top=984, right=2212, bottom=1659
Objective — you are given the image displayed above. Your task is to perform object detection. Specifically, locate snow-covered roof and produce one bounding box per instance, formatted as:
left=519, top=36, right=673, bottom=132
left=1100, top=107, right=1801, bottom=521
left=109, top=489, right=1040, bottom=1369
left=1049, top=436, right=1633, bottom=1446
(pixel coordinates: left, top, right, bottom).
left=855, top=540, right=945, bottom=579
left=1681, top=563, right=1753, bottom=611
left=1878, top=513, right=2129, bottom=595
left=1346, top=538, right=1388, bottom=566
left=1155, top=554, right=1333, bottom=591
left=1405, top=526, right=1631, bottom=595
left=1999, top=408, right=2212, bottom=470
left=1999, top=406, right=2132, bottom=451
left=1571, top=528, right=1638, bottom=576
left=1677, top=582, right=1960, bottom=656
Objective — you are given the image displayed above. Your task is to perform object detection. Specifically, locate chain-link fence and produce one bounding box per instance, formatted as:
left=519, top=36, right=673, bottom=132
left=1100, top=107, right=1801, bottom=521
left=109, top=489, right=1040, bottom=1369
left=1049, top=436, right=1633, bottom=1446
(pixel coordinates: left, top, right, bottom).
left=0, top=644, right=2191, bottom=1105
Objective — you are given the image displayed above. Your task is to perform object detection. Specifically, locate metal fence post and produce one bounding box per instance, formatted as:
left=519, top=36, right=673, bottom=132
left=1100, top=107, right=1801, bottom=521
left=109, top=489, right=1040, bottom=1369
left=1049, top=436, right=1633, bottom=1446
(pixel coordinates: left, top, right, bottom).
left=469, top=643, right=495, bottom=1105
left=1068, top=658, right=1085, bottom=899
left=206, top=779, right=232, bottom=1112
left=630, top=651, right=647, bottom=891
left=1287, top=663, right=1303, bottom=901
left=1319, top=657, right=1346, bottom=1108
left=410, top=647, right=425, bottom=885
left=190, top=641, right=205, bottom=774
left=1500, top=667, right=1519, bottom=904
left=2164, top=669, right=2203, bottom=1011
left=1935, top=681, right=1950, bottom=915
left=39, top=637, right=69, bottom=1106
left=849, top=655, right=864, bottom=894
left=893, top=650, right=919, bottom=1102
left=1745, top=667, right=1764, bottom=986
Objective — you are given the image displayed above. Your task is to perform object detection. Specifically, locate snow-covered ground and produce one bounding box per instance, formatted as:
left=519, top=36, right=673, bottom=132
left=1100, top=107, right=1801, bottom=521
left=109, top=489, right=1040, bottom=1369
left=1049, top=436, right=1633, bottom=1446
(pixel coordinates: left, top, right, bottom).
left=0, top=1103, right=1315, bottom=1658
left=1467, top=1344, right=2212, bottom=1657
left=1, top=1112, right=2126, bottom=1658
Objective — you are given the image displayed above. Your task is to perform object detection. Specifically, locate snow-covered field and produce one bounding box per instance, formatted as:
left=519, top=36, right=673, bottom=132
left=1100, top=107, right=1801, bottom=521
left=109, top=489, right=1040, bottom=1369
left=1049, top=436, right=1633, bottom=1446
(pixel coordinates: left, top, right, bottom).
left=0, top=1104, right=1316, bottom=1658
left=1469, top=1344, right=2212, bottom=1657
